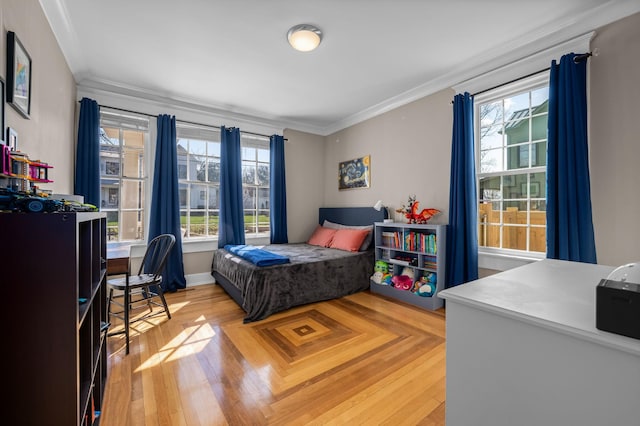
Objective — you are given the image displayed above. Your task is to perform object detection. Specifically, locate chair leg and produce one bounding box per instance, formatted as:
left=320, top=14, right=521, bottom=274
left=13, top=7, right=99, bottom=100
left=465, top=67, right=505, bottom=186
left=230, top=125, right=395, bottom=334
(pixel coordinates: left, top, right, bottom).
left=107, top=287, right=113, bottom=317
left=124, top=278, right=130, bottom=355
left=143, top=288, right=153, bottom=313
left=155, top=285, right=172, bottom=320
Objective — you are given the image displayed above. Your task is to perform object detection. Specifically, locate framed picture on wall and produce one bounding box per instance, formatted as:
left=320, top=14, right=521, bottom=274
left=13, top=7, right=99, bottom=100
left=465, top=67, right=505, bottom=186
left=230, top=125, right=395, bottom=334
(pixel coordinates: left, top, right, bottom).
left=6, top=31, right=32, bottom=119
left=0, top=77, right=5, bottom=144
left=7, top=127, right=18, bottom=151
left=338, top=155, right=371, bottom=190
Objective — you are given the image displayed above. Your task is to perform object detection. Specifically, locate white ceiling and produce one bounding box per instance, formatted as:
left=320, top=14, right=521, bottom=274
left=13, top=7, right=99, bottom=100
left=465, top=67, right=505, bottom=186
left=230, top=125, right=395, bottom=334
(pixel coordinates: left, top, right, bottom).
left=40, top=0, right=640, bottom=135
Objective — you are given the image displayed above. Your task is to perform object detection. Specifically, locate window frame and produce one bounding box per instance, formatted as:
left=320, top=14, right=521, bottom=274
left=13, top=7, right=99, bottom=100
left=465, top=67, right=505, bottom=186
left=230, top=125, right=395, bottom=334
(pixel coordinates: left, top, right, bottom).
left=240, top=133, right=271, bottom=238
left=475, top=72, right=549, bottom=259
left=99, top=109, right=150, bottom=244
left=176, top=123, right=271, bottom=242
left=176, top=122, right=222, bottom=240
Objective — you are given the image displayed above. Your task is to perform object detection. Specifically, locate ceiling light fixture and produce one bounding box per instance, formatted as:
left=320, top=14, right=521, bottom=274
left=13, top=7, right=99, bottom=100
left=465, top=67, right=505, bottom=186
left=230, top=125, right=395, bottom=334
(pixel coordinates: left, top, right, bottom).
left=287, top=24, right=322, bottom=52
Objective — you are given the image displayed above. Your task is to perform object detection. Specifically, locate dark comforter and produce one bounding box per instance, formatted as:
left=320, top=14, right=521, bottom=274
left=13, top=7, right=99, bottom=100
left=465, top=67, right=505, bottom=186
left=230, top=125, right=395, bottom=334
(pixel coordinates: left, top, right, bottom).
left=211, top=243, right=374, bottom=323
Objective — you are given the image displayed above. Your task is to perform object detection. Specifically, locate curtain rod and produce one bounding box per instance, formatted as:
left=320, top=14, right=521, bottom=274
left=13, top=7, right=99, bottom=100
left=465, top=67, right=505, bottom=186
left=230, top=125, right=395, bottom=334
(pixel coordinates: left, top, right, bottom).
left=80, top=102, right=286, bottom=140
left=453, top=51, right=594, bottom=100
left=471, top=67, right=550, bottom=98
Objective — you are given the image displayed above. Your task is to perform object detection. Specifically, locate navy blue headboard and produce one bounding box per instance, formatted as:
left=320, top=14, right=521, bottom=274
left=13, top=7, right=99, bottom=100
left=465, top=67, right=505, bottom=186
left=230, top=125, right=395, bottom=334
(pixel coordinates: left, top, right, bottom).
left=319, top=207, right=387, bottom=226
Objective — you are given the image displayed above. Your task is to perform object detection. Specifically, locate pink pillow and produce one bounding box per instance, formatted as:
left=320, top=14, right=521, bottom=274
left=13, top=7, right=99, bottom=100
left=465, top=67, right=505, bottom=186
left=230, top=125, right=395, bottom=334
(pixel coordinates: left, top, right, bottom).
left=307, top=226, right=337, bottom=247
left=329, top=229, right=370, bottom=252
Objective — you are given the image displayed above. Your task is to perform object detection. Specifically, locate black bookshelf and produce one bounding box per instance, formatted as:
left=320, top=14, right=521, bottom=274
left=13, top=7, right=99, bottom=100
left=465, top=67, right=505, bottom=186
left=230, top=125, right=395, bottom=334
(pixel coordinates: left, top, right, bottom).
left=2, top=212, right=108, bottom=425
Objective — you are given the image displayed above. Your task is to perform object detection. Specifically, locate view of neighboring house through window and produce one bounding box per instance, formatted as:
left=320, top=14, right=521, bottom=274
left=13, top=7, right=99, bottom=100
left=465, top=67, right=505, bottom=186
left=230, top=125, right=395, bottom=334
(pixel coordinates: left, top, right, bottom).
left=176, top=124, right=270, bottom=240
left=241, top=134, right=270, bottom=235
left=476, top=73, right=548, bottom=254
left=99, top=110, right=149, bottom=242
left=177, top=123, right=220, bottom=239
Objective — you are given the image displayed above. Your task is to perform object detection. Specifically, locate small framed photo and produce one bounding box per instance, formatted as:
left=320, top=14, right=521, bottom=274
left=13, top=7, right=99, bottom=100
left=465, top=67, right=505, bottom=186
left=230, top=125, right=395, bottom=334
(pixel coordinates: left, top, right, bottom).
left=6, top=31, right=32, bottom=119
left=7, top=127, right=18, bottom=151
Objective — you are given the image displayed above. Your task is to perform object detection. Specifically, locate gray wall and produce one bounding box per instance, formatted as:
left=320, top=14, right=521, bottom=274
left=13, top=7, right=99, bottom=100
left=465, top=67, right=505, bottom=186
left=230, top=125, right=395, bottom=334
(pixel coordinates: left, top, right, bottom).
left=1, top=0, right=77, bottom=194
left=282, top=129, right=325, bottom=243
left=590, top=12, right=640, bottom=266
left=323, top=89, right=454, bottom=223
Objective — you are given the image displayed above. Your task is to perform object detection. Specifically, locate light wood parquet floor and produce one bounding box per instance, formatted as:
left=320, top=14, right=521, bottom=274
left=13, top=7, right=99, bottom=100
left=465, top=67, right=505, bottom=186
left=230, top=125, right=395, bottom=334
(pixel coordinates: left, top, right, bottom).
left=100, top=284, right=446, bottom=425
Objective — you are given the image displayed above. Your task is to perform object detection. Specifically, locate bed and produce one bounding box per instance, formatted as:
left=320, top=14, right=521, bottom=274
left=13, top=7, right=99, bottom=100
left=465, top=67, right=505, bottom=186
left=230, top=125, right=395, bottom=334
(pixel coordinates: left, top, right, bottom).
left=211, top=207, right=386, bottom=323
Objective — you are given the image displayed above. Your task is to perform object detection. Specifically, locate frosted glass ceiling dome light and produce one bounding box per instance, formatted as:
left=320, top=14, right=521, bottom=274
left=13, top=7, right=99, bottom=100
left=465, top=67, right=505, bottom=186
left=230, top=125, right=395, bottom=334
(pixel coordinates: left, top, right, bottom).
left=287, top=24, right=322, bottom=52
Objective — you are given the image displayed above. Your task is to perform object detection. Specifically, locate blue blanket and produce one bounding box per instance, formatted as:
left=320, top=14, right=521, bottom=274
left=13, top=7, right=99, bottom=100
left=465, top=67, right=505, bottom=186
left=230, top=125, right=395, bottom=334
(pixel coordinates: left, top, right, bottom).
left=224, top=244, right=290, bottom=267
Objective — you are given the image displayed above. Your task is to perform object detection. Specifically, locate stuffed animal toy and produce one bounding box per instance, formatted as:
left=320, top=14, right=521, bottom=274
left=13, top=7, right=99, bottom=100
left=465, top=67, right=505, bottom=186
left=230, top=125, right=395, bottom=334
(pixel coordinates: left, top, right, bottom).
left=412, top=272, right=437, bottom=297
left=401, top=267, right=415, bottom=282
left=392, top=267, right=415, bottom=290
left=392, top=274, right=413, bottom=290
left=375, top=260, right=389, bottom=274
left=371, top=260, right=390, bottom=284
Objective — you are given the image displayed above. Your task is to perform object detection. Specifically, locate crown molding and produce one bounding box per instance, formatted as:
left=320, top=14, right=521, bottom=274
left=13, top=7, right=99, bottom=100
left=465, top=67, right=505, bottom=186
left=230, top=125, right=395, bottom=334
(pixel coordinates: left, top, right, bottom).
left=453, top=32, right=594, bottom=97
left=46, top=0, right=640, bottom=137
left=76, top=77, right=329, bottom=136
left=322, top=0, right=640, bottom=135
left=39, top=0, right=87, bottom=75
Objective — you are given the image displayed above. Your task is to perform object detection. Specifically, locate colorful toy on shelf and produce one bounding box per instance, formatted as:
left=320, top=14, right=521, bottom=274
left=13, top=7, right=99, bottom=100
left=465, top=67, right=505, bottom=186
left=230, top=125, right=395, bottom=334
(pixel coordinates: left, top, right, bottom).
left=0, top=188, right=97, bottom=213
left=412, top=272, right=437, bottom=297
left=0, top=146, right=54, bottom=193
left=371, top=260, right=392, bottom=285
left=396, top=195, right=441, bottom=224
left=392, top=274, right=413, bottom=290
left=0, top=187, right=62, bottom=213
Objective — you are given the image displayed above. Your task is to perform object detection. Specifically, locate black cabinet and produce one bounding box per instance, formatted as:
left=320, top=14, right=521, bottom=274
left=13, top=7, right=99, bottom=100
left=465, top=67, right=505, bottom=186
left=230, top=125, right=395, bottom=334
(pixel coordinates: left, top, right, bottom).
left=2, top=212, right=108, bottom=425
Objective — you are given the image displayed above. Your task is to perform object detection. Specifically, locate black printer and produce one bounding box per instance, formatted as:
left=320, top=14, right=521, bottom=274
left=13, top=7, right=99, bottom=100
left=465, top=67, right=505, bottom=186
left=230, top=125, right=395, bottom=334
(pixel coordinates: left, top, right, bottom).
left=596, top=262, right=640, bottom=340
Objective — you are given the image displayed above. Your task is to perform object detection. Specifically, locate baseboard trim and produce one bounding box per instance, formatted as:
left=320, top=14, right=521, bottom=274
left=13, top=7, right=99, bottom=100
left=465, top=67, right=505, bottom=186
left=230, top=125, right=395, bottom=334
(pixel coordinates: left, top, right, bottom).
left=186, top=272, right=216, bottom=287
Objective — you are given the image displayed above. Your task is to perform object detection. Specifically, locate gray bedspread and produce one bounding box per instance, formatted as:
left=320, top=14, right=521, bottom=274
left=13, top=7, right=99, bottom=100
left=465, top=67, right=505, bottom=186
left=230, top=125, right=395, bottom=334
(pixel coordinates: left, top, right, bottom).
left=211, top=243, right=374, bottom=322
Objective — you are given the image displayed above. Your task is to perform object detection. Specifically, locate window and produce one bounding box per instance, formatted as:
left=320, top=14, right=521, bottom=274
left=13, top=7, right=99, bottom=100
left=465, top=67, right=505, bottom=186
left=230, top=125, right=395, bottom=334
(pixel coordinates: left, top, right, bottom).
left=476, top=73, right=548, bottom=254
left=176, top=124, right=220, bottom=239
left=99, top=110, right=149, bottom=242
left=241, top=134, right=270, bottom=235
left=176, top=125, right=270, bottom=240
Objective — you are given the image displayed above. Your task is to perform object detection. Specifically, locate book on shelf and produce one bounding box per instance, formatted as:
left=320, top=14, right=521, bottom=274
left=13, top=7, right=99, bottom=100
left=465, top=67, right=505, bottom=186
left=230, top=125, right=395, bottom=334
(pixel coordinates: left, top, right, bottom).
left=403, top=231, right=437, bottom=254
left=381, top=232, right=395, bottom=248
left=423, top=261, right=437, bottom=270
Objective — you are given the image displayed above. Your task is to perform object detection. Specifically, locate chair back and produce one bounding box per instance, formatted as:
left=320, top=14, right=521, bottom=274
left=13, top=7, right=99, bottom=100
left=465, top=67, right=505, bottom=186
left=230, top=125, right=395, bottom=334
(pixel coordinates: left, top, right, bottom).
left=138, top=234, right=176, bottom=279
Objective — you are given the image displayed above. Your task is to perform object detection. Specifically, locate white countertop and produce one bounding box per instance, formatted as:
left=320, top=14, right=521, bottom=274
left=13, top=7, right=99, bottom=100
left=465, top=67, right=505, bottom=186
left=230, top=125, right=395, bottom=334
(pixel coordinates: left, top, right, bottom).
left=439, top=259, right=640, bottom=356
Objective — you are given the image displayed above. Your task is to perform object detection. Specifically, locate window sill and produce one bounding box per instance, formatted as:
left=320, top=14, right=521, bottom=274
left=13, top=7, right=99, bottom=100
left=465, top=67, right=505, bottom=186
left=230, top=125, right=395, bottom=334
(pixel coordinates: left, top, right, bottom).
left=182, top=235, right=271, bottom=254
left=479, top=249, right=544, bottom=272
left=109, top=235, right=271, bottom=256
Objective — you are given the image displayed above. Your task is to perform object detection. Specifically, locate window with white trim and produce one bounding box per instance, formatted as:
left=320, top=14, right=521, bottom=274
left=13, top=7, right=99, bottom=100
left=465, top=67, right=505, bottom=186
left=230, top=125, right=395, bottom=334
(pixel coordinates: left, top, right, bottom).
left=476, top=73, right=548, bottom=254
left=176, top=124, right=270, bottom=240
left=99, top=110, right=149, bottom=242
left=241, top=134, right=270, bottom=235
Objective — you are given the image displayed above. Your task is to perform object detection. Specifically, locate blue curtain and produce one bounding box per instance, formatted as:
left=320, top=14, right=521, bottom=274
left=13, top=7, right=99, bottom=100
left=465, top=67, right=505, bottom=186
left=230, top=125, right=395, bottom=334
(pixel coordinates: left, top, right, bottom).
left=269, top=134, right=288, bottom=243
left=74, top=98, right=100, bottom=207
left=446, top=92, right=479, bottom=288
left=218, top=126, right=245, bottom=248
left=547, top=53, right=597, bottom=263
left=148, top=115, right=186, bottom=292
